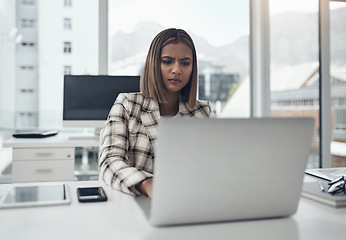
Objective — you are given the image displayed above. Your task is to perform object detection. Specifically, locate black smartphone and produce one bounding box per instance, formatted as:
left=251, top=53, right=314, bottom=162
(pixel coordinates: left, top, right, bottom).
left=77, top=187, right=107, bottom=203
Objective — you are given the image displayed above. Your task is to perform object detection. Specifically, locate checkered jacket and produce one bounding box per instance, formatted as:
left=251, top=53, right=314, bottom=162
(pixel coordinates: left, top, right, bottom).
left=99, top=92, right=214, bottom=196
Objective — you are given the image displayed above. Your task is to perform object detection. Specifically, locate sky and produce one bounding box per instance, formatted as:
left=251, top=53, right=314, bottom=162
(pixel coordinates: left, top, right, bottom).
left=109, top=0, right=346, bottom=47
left=109, top=0, right=249, bottom=47
left=270, top=0, right=345, bottom=15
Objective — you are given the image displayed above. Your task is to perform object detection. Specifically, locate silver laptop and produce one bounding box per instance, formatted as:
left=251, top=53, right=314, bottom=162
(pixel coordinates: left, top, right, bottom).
left=136, top=117, right=315, bottom=227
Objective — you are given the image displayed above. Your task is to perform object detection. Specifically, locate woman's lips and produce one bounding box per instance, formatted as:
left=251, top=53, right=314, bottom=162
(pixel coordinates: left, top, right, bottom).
left=169, top=78, right=182, bottom=84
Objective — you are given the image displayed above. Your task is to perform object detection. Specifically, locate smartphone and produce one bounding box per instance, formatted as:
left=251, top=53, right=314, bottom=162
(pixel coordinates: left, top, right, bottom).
left=77, top=187, right=107, bottom=203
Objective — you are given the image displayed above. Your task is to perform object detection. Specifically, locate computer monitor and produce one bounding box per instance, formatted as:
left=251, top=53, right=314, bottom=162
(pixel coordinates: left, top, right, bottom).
left=63, top=75, right=140, bottom=132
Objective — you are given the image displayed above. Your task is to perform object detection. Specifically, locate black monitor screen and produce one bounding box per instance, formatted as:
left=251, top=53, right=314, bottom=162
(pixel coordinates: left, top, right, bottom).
left=63, top=75, right=140, bottom=121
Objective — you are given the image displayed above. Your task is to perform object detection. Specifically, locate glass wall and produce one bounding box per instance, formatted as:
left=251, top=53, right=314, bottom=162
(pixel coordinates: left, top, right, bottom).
left=108, top=0, right=250, bottom=117
left=0, top=0, right=99, bottom=182
left=0, top=0, right=99, bottom=130
left=329, top=0, right=346, bottom=167
left=269, top=0, right=320, bottom=168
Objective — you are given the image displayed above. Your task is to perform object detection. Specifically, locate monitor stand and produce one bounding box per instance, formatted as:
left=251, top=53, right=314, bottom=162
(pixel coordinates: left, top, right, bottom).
left=68, top=128, right=101, bottom=141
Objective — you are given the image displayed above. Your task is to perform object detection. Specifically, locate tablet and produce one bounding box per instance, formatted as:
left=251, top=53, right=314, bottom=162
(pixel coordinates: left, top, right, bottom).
left=12, top=130, right=58, bottom=138
left=0, top=183, right=70, bottom=209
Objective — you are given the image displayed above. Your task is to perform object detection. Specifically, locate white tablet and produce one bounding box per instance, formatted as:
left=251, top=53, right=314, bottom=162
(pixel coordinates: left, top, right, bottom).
left=0, top=183, right=70, bottom=209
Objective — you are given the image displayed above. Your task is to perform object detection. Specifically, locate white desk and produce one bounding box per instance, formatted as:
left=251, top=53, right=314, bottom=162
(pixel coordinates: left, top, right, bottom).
left=0, top=176, right=345, bottom=240
left=3, top=135, right=99, bottom=183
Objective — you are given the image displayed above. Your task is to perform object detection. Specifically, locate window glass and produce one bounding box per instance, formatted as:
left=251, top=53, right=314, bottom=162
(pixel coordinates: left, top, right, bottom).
left=0, top=0, right=98, bottom=130
left=0, top=0, right=98, bottom=183
left=329, top=1, right=346, bottom=167
left=269, top=0, right=320, bottom=168
left=108, top=0, right=250, bottom=117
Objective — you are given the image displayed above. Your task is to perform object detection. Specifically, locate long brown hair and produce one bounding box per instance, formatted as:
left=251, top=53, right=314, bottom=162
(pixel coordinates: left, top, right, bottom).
left=141, top=28, right=198, bottom=108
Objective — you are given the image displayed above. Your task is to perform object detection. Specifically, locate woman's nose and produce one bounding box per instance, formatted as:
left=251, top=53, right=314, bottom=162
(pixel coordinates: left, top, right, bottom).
left=172, top=62, right=182, bottom=75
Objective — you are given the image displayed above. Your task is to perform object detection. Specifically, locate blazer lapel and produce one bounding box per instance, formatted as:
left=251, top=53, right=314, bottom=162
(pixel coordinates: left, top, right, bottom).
left=178, top=100, right=194, bottom=117
left=140, top=97, right=160, bottom=143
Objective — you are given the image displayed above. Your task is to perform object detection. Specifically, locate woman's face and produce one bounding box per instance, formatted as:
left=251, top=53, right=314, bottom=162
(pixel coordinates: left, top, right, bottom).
left=160, top=42, right=193, bottom=96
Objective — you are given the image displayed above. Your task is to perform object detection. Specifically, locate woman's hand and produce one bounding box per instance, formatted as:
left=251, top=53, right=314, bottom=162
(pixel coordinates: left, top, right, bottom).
left=137, top=178, right=153, bottom=198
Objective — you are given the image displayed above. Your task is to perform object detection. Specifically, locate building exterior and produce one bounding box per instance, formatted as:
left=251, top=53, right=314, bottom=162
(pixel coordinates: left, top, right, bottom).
left=198, top=73, right=240, bottom=103
left=271, top=67, right=346, bottom=167
left=15, top=0, right=39, bottom=127
left=0, top=0, right=98, bottom=129
left=0, top=1, right=16, bottom=128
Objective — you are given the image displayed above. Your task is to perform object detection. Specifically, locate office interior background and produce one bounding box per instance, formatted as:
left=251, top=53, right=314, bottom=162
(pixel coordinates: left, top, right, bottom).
left=0, top=0, right=345, bottom=183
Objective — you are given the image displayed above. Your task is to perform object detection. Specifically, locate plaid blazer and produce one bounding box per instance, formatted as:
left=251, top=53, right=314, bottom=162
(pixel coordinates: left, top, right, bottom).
left=99, top=92, right=214, bottom=196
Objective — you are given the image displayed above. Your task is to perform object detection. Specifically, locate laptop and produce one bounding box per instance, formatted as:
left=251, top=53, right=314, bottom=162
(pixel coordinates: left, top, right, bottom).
left=136, top=117, right=315, bottom=227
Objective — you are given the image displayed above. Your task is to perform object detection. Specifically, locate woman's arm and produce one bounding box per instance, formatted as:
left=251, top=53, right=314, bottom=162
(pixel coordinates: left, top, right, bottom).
left=99, top=94, right=153, bottom=196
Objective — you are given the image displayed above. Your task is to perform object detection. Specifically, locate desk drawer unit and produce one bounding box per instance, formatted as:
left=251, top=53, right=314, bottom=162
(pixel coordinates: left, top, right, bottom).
left=12, top=159, right=74, bottom=183
left=12, top=148, right=75, bottom=183
left=13, top=148, right=74, bottom=160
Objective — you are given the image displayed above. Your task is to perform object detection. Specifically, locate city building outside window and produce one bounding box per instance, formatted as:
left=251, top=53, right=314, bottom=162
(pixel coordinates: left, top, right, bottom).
left=21, top=0, right=35, bottom=5
left=20, top=66, right=35, bottom=70
left=64, top=18, right=72, bottom=30
left=64, top=65, right=72, bottom=75
left=20, top=89, right=34, bottom=93
left=21, top=19, right=35, bottom=28
left=63, top=41, right=72, bottom=53
left=64, top=0, right=72, bottom=7
left=269, top=0, right=346, bottom=168
left=21, top=42, right=35, bottom=47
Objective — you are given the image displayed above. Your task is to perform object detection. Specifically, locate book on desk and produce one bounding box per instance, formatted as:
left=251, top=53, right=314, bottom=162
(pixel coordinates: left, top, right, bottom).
left=305, top=167, right=346, bottom=181
left=301, top=181, right=346, bottom=208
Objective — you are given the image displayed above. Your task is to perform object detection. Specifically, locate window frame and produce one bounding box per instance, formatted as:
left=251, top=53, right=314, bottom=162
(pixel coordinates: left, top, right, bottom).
left=319, top=0, right=332, bottom=168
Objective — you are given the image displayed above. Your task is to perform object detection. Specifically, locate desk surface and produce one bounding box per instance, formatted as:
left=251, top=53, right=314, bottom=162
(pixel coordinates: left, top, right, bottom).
left=3, top=134, right=99, bottom=148
left=0, top=176, right=346, bottom=240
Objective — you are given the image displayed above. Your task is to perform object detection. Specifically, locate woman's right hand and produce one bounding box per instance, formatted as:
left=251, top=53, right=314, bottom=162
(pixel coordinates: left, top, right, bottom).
left=137, top=178, right=153, bottom=198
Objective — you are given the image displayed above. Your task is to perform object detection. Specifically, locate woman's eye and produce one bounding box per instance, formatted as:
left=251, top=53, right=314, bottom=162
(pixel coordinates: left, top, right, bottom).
left=162, top=60, right=172, bottom=64
left=181, top=62, right=191, bottom=66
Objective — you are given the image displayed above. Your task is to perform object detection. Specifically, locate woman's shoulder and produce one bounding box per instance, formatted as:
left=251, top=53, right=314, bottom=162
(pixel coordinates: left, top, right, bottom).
left=116, top=92, right=157, bottom=113
left=196, top=99, right=211, bottom=108
left=116, top=92, right=144, bottom=102
left=191, top=99, right=215, bottom=117
left=115, top=92, right=148, bottom=107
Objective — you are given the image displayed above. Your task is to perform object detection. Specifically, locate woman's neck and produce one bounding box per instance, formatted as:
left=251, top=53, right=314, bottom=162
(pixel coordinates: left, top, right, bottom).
left=159, top=93, right=180, bottom=117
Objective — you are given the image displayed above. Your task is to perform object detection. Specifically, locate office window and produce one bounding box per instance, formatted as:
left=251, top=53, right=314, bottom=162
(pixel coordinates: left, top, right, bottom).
left=64, top=18, right=72, bottom=30
left=64, top=65, right=72, bottom=75
left=0, top=0, right=99, bottom=184
left=64, top=0, right=72, bottom=7
left=329, top=0, right=346, bottom=167
left=21, top=19, right=35, bottom=28
left=269, top=0, right=320, bottom=168
left=63, top=41, right=72, bottom=53
left=108, top=0, right=250, bottom=117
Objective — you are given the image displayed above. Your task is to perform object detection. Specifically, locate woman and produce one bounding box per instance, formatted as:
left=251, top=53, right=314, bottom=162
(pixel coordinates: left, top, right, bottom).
left=99, top=28, right=214, bottom=198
